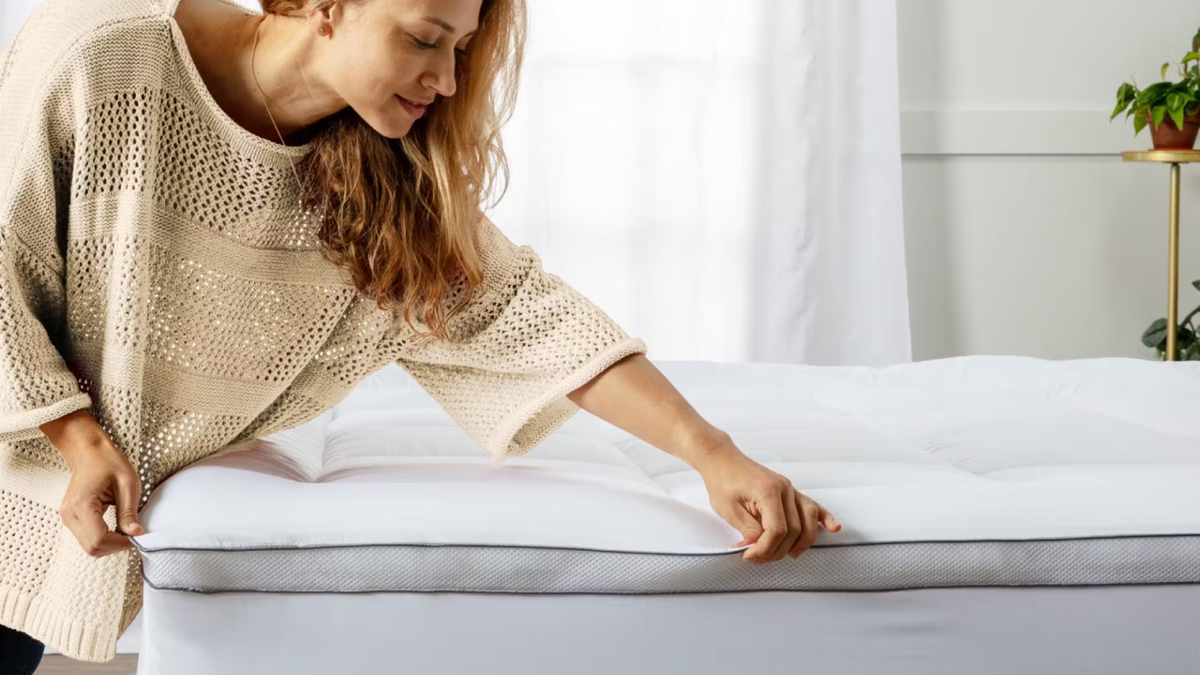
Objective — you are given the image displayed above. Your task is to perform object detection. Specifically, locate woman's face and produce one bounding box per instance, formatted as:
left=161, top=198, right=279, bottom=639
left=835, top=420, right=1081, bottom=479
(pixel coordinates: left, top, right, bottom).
left=320, top=0, right=482, bottom=138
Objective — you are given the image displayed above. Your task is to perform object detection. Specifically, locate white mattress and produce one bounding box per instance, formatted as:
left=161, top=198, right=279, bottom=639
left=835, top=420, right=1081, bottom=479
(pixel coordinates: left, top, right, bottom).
left=130, top=356, right=1200, bottom=673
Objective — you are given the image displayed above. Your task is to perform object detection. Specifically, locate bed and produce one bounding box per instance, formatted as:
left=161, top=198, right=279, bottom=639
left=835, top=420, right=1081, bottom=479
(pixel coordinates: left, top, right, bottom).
left=129, top=355, right=1200, bottom=674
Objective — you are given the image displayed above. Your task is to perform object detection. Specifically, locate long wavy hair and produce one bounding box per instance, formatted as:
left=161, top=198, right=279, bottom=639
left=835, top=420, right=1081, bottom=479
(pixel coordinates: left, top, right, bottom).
left=259, top=0, right=526, bottom=340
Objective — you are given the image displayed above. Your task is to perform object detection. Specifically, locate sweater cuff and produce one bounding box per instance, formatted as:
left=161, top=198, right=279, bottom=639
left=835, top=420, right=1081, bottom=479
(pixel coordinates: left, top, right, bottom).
left=483, top=337, right=648, bottom=463
left=0, top=391, right=92, bottom=443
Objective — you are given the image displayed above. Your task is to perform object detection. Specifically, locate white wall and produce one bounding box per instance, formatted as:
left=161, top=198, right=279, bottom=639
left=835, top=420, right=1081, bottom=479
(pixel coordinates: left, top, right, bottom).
left=899, top=0, right=1200, bottom=360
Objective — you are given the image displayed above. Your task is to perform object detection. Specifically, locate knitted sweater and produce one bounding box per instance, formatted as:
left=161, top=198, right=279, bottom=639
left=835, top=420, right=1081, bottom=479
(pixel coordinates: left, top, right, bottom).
left=0, top=0, right=647, bottom=662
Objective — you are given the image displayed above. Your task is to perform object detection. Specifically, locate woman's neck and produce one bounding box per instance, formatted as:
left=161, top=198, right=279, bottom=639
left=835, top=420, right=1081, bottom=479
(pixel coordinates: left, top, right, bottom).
left=174, top=0, right=346, bottom=144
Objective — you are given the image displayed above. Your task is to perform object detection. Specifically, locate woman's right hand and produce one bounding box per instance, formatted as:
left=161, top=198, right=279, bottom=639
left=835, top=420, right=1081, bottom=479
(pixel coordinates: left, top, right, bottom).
left=42, top=409, right=146, bottom=558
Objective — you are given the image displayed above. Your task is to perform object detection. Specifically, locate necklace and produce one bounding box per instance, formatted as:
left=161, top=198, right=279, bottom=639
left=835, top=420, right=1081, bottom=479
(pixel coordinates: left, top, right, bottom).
left=251, top=15, right=307, bottom=207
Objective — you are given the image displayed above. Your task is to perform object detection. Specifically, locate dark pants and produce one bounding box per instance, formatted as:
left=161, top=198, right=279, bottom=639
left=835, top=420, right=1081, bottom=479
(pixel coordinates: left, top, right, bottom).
left=0, top=622, right=45, bottom=675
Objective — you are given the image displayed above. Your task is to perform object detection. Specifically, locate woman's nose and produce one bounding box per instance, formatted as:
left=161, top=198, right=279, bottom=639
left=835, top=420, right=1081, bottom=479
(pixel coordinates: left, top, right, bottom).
left=423, top=55, right=458, bottom=99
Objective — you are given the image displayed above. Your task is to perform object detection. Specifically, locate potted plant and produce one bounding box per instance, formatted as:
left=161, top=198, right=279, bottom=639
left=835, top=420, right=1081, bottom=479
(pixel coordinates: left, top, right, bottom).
left=1111, top=28, right=1200, bottom=149
left=1142, top=279, right=1200, bottom=360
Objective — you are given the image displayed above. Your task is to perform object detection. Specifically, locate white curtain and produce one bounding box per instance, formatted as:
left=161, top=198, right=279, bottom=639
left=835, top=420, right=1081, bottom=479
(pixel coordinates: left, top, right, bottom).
left=1, top=1, right=37, bottom=48
left=4, top=0, right=911, bottom=367
left=496, top=0, right=911, bottom=366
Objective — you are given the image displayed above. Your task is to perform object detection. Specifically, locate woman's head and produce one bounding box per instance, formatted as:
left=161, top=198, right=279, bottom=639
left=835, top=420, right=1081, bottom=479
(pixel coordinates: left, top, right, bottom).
left=263, top=0, right=481, bottom=138
left=259, top=0, right=526, bottom=340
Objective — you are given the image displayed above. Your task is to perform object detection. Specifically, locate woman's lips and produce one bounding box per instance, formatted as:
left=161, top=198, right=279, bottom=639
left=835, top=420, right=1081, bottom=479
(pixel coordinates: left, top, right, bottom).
left=397, top=95, right=427, bottom=118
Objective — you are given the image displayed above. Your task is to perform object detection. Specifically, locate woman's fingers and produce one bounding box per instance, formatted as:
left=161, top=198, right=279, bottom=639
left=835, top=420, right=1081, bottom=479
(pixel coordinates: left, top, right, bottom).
left=789, top=494, right=821, bottom=557
left=744, top=488, right=848, bottom=563
left=116, top=474, right=146, bottom=537
left=747, top=492, right=789, bottom=563
left=702, top=452, right=846, bottom=564
left=788, top=497, right=843, bottom=558
left=775, top=485, right=803, bottom=562
left=60, top=472, right=134, bottom=559
left=819, top=504, right=842, bottom=533
left=66, top=497, right=132, bottom=558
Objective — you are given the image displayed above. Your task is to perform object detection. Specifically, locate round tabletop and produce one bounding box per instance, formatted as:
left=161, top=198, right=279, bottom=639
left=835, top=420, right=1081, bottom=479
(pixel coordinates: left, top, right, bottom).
left=1122, top=149, right=1200, bottom=163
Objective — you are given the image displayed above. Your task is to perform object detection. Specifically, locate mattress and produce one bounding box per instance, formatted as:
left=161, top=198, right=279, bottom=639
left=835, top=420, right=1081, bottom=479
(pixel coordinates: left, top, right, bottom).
left=133, top=356, right=1200, bottom=593
left=129, top=356, right=1200, bottom=674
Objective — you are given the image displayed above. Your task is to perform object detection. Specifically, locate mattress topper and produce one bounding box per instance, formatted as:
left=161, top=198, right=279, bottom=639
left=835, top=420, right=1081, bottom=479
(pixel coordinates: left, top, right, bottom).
left=131, top=356, right=1200, bottom=592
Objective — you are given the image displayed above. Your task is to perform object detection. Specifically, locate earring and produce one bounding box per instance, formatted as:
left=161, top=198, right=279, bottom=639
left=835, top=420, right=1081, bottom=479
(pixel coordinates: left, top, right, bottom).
left=318, top=25, right=329, bottom=35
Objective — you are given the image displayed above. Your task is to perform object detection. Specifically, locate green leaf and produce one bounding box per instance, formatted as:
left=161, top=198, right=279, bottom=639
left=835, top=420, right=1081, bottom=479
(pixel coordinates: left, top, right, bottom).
left=1169, top=93, right=1181, bottom=110
left=1169, top=102, right=1186, bottom=129
left=1153, top=105, right=1168, bottom=127
left=1137, top=84, right=1174, bottom=109
left=1142, top=318, right=1168, bottom=348
left=1193, top=279, right=1200, bottom=291
left=1112, top=83, right=1137, bottom=120
left=1133, top=111, right=1148, bottom=135
left=1162, top=62, right=1171, bottom=79
left=1186, top=341, right=1200, bottom=361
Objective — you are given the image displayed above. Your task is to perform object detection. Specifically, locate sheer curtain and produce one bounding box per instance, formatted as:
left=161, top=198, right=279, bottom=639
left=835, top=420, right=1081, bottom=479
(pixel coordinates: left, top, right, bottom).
left=0, top=1, right=36, bottom=48
left=493, top=0, right=911, bottom=366
left=3, top=0, right=911, bottom=367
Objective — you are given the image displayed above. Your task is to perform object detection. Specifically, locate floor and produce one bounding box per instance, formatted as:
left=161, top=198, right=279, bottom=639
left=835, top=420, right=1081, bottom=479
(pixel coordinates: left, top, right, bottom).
left=35, top=655, right=138, bottom=674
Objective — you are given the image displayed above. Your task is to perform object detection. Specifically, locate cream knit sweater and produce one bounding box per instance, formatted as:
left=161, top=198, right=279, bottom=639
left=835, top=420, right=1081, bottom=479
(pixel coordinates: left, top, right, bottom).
left=0, top=0, right=647, bottom=662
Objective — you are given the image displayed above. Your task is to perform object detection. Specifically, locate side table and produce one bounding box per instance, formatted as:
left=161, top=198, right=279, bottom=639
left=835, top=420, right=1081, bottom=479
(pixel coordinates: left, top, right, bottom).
left=1121, top=149, right=1200, bottom=361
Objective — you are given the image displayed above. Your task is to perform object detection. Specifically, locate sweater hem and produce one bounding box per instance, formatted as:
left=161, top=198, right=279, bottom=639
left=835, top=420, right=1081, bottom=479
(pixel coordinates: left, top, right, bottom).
left=0, top=583, right=118, bottom=663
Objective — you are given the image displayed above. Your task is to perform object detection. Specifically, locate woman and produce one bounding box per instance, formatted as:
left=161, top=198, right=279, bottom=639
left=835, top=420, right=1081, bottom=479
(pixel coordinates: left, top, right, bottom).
left=0, top=0, right=841, bottom=666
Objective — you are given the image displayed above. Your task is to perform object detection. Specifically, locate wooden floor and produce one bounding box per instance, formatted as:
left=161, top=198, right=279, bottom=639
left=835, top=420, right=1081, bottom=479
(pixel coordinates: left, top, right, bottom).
left=35, top=655, right=138, bottom=674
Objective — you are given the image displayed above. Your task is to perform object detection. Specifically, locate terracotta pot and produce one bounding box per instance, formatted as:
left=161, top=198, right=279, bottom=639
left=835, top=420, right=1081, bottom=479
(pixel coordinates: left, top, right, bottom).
left=1145, top=107, right=1200, bottom=149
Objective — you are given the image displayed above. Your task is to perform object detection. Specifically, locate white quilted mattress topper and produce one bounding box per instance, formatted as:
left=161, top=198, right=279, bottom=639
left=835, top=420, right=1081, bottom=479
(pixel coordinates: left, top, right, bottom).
left=133, top=355, right=1200, bottom=555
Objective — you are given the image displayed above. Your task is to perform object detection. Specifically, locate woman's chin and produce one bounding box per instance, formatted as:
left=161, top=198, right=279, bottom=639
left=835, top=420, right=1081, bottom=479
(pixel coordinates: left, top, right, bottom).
left=364, top=115, right=413, bottom=140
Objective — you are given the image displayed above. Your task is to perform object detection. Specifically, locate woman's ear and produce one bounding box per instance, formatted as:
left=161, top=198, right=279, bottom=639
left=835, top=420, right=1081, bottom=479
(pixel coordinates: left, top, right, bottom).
left=311, top=1, right=341, bottom=37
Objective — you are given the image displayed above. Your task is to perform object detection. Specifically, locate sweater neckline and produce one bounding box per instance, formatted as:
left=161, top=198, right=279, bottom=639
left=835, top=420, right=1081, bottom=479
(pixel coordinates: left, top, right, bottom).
left=164, top=0, right=316, bottom=163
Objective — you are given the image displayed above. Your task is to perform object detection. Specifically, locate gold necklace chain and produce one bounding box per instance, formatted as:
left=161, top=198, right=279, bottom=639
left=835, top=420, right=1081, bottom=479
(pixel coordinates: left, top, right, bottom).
left=251, top=15, right=306, bottom=207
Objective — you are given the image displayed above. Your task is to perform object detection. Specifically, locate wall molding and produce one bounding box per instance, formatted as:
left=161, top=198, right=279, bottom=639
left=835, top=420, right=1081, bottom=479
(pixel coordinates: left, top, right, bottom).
left=901, top=110, right=1157, bottom=156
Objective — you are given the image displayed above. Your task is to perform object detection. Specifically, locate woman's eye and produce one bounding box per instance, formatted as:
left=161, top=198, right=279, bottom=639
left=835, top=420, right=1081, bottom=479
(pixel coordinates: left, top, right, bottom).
left=413, top=38, right=468, bottom=58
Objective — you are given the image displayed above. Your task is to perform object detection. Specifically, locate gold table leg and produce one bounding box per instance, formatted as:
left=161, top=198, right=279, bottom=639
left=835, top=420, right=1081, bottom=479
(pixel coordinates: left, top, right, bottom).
left=1168, top=162, right=1181, bottom=362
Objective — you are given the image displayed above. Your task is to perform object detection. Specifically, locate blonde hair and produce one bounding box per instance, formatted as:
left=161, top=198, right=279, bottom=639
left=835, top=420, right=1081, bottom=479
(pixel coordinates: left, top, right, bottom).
left=259, top=0, right=526, bottom=340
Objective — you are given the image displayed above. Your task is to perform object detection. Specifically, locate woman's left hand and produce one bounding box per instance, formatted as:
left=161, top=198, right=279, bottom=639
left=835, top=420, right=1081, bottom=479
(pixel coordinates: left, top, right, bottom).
left=695, top=444, right=841, bottom=564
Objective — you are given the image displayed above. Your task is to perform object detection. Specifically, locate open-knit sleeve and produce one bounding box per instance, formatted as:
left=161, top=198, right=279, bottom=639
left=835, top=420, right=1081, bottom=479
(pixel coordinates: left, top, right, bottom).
left=393, top=213, right=648, bottom=463
left=0, top=26, right=92, bottom=442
